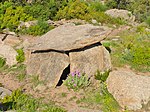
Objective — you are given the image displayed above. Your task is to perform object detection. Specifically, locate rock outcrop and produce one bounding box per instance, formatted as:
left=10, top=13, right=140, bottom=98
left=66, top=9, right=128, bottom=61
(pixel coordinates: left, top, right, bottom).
left=27, top=23, right=112, bottom=87
left=106, top=69, right=150, bottom=111
left=0, top=44, right=17, bottom=66
left=105, top=9, right=135, bottom=22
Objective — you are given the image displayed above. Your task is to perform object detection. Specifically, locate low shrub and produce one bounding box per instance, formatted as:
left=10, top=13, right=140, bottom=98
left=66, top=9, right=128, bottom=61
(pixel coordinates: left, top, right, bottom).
left=0, top=89, right=66, bottom=112
left=111, top=29, right=150, bottom=72
left=0, top=57, right=6, bottom=68
left=0, top=1, right=34, bottom=32
left=95, top=70, right=110, bottom=82
left=20, top=20, right=54, bottom=36
left=55, top=0, right=89, bottom=20
left=16, top=49, right=25, bottom=63
left=146, top=16, right=150, bottom=26
left=63, top=71, right=90, bottom=91
left=88, top=1, right=108, bottom=12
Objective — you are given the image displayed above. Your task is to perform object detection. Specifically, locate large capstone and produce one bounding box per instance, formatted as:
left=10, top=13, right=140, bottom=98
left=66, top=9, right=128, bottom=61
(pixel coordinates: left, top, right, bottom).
left=29, top=23, right=111, bottom=52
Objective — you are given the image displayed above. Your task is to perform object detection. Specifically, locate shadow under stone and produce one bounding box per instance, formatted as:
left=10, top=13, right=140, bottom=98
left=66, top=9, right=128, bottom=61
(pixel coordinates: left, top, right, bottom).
left=56, top=65, right=70, bottom=86
left=0, top=102, right=15, bottom=111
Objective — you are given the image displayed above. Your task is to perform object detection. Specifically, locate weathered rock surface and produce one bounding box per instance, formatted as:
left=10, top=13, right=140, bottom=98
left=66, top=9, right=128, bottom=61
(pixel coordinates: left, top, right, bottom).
left=0, top=44, right=17, bottom=66
left=29, top=23, right=111, bottom=51
left=3, top=35, right=21, bottom=47
left=27, top=52, right=69, bottom=87
left=105, top=9, right=135, bottom=22
left=106, top=69, right=150, bottom=110
left=0, top=87, right=12, bottom=99
left=70, top=45, right=111, bottom=77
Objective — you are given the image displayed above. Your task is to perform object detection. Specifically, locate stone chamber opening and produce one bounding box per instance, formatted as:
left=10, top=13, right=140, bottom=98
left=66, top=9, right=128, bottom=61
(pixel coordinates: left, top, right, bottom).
left=56, top=65, right=70, bottom=86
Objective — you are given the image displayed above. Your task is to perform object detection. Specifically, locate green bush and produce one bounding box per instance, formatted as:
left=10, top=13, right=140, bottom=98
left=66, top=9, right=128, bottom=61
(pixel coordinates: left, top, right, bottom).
left=95, top=70, right=110, bottom=82
left=63, top=71, right=90, bottom=91
left=111, top=30, right=150, bottom=72
left=55, top=0, right=90, bottom=20
left=0, top=89, right=66, bottom=112
left=0, top=2, right=34, bottom=32
left=20, top=20, right=54, bottom=36
left=0, top=57, right=6, bottom=68
left=16, top=49, right=25, bottom=63
left=88, top=1, right=108, bottom=12
left=146, top=16, right=150, bottom=26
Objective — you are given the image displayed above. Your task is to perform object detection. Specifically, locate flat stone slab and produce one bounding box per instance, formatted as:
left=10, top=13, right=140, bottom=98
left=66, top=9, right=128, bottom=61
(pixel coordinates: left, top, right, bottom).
left=29, top=24, right=111, bottom=52
left=106, top=69, right=150, bottom=111
left=27, top=52, right=69, bottom=87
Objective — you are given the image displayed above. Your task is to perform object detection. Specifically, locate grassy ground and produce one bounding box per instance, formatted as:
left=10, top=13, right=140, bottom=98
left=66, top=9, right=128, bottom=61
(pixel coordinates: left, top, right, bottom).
left=103, top=26, right=150, bottom=72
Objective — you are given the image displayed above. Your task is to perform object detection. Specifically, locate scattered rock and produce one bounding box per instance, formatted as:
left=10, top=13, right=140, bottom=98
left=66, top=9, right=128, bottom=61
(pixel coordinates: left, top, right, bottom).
left=27, top=52, right=69, bottom=87
left=0, top=87, right=12, bottom=99
left=70, top=46, right=111, bottom=77
left=105, top=9, right=135, bottom=22
left=0, top=44, right=17, bottom=66
left=3, top=35, right=21, bottom=47
left=18, top=20, right=38, bottom=29
left=29, top=23, right=111, bottom=51
left=106, top=69, right=150, bottom=110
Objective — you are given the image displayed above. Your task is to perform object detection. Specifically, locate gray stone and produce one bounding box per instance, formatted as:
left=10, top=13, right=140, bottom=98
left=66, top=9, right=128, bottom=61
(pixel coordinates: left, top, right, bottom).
left=0, top=87, right=12, bottom=99
left=106, top=69, right=150, bottom=110
left=0, top=44, right=17, bottom=66
left=29, top=23, right=111, bottom=51
left=69, top=46, right=111, bottom=77
left=105, top=9, right=135, bottom=22
left=27, top=52, right=69, bottom=87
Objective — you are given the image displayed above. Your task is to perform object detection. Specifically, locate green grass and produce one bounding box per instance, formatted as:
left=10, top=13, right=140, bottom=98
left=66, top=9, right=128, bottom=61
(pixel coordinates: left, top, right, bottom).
left=77, top=82, right=120, bottom=112
left=0, top=89, right=66, bottom=112
left=109, top=28, right=150, bottom=72
left=1, top=64, right=27, bottom=82
left=0, top=57, right=6, bottom=68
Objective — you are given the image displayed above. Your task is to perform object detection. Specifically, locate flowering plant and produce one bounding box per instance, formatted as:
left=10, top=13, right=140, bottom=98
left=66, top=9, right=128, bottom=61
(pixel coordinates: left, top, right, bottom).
left=63, top=71, right=90, bottom=91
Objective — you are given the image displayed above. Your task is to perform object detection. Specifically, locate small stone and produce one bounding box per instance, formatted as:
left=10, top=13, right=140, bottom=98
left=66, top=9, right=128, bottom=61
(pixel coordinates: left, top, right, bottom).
left=0, top=87, right=12, bottom=99
left=0, top=44, right=17, bottom=66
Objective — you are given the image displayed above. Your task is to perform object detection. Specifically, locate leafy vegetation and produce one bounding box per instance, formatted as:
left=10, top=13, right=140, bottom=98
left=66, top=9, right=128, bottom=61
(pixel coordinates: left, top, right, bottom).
left=20, top=20, right=54, bottom=36
left=77, top=70, right=120, bottom=112
left=0, top=1, right=34, bottom=32
left=16, top=49, right=25, bottom=63
left=0, top=0, right=125, bottom=35
left=0, top=89, right=66, bottom=112
left=110, top=27, right=150, bottom=72
left=94, top=70, right=110, bottom=82
left=63, top=71, right=90, bottom=91
left=106, top=0, right=150, bottom=23
left=0, top=57, right=6, bottom=68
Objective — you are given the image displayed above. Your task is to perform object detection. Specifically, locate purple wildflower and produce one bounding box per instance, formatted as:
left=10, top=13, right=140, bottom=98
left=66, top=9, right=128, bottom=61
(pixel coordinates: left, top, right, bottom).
left=74, top=84, right=76, bottom=86
left=71, top=72, right=75, bottom=77
left=77, top=72, right=81, bottom=77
